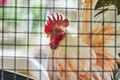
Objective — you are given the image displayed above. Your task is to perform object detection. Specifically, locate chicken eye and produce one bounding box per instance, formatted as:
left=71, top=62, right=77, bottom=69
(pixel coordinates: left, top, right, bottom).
left=54, top=28, right=63, bottom=35
left=55, top=29, right=60, bottom=34
left=56, top=30, right=59, bottom=33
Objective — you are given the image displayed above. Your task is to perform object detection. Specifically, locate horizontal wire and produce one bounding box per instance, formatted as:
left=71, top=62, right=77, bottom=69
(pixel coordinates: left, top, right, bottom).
left=3, top=69, right=115, bottom=72
left=0, top=31, right=120, bottom=35
left=0, top=6, right=119, bottom=11
left=0, top=55, right=119, bottom=60
left=0, top=43, right=120, bottom=47
left=0, top=18, right=120, bottom=23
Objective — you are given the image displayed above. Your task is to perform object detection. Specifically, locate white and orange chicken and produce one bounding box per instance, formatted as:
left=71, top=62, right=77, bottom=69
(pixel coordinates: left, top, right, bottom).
left=44, top=0, right=118, bottom=80
left=45, top=13, right=116, bottom=80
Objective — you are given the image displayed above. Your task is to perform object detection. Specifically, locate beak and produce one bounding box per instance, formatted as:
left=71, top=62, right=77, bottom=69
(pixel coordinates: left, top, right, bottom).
left=47, top=33, right=52, bottom=38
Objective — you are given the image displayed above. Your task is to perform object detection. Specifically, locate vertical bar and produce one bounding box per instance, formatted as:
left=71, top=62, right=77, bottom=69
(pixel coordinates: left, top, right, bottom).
left=114, top=0, right=117, bottom=79
left=27, top=0, right=30, bottom=80
left=65, top=0, right=67, bottom=79
left=52, top=0, right=55, bottom=79
left=102, top=0, right=105, bottom=79
left=90, top=0, right=92, bottom=80
left=39, top=0, right=42, bottom=79
left=77, top=0, right=80, bottom=79
left=1, top=0, right=4, bottom=79
left=14, top=0, right=17, bottom=79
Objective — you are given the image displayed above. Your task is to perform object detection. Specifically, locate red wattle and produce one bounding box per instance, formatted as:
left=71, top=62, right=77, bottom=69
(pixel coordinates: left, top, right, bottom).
left=50, top=35, right=65, bottom=50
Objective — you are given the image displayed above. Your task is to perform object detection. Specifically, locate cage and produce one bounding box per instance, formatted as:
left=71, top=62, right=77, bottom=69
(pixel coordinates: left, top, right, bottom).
left=0, top=0, right=120, bottom=80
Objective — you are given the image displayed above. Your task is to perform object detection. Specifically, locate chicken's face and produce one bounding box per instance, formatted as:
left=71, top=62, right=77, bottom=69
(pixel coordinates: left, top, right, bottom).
left=44, top=13, right=69, bottom=50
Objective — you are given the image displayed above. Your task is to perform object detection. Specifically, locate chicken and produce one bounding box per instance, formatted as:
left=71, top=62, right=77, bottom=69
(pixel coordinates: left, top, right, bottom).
left=45, top=13, right=96, bottom=80
left=44, top=0, right=118, bottom=79
left=44, top=13, right=117, bottom=80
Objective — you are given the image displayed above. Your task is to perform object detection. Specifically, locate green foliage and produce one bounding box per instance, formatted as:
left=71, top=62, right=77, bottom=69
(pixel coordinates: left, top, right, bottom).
left=0, top=7, right=24, bottom=27
left=0, top=0, right=24, bottom=27
left=31, top=5, right=46, bottom=28
left=96, top=0, right=120, bottom=14
left=29, top=0, right=46, bottom=28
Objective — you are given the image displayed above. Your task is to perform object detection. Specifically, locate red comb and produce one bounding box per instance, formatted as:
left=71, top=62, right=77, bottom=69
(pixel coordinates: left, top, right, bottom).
left=44, top=13, right=69, bottom=33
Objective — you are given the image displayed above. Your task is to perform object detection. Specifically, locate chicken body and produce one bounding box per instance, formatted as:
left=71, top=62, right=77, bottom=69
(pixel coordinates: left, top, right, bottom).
left=48, top=32, right=96, bottom=79
left=47, top=30, right=115, bottom=80
left=44, top=0, right=118, bottom=79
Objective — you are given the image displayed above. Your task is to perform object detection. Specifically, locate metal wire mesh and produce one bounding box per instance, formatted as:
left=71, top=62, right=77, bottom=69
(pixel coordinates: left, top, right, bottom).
left=0, top=0, right=120, bottom=80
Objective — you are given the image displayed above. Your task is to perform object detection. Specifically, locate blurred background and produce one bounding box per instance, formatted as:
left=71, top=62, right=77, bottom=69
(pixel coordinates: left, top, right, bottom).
left=0, top=0, right=120, bottom=79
